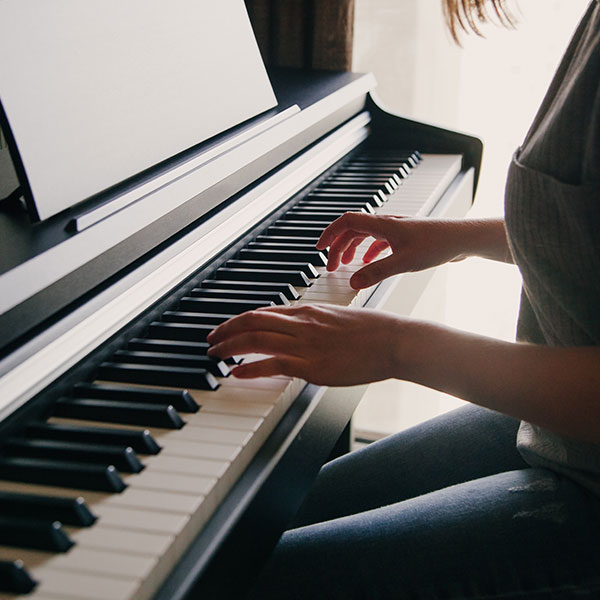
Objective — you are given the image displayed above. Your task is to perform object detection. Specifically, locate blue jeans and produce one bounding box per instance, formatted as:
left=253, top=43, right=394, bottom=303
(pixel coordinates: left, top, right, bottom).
left=248, top=405, right=600, bottom=599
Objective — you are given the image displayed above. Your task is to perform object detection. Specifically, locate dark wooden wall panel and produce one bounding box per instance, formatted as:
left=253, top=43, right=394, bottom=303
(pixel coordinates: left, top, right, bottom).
left=245, top=0, right=355, bottom=70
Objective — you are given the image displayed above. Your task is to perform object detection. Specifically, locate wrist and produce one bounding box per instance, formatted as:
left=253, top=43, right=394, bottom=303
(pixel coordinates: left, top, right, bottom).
left=389, top=317, right=437, bottom=383
left=455, top=218, right=512, bottom=263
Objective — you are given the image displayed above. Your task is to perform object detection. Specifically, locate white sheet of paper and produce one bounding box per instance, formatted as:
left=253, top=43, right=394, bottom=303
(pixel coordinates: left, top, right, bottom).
left=0, top=0, right=277, bottom=220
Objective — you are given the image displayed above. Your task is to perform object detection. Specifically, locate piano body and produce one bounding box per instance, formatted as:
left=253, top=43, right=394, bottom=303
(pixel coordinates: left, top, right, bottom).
left=0, top=4, right=482, bottom=599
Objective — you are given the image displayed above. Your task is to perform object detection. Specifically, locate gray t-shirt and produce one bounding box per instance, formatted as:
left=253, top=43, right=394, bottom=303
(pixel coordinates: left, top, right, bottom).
left=504, top=0, right=600, bottom=494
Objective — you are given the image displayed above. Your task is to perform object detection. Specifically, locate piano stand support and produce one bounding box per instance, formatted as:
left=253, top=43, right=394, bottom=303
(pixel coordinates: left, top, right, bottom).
left=328, top=420, right=352, bottom=461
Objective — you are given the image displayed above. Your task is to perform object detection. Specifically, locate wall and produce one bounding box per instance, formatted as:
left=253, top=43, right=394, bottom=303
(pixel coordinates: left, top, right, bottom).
left=350, top=0, right=589, bottom=438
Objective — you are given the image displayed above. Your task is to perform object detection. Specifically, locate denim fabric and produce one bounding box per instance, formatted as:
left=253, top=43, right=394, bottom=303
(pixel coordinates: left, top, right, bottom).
left=248, top=405, right=600, bottom=599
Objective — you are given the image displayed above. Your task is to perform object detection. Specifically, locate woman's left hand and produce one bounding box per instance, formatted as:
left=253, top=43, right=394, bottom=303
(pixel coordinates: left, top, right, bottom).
left=206, top=304, right=406, bottom=386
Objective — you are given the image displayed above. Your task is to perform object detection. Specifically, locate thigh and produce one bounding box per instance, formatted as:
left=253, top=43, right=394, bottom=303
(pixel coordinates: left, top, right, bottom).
left=251, top=468, right=600, bottom=600
left=293, top=404, right=527, bottom=527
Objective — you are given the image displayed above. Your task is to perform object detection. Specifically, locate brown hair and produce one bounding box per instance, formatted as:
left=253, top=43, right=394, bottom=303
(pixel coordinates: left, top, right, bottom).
left=442, top=0, right=516, bottom=43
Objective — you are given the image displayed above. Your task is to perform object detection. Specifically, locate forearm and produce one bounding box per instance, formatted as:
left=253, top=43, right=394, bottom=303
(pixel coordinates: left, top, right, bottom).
left=449, top=217, right=514, bottom=264
left=397, top=320, right=600, bottom=442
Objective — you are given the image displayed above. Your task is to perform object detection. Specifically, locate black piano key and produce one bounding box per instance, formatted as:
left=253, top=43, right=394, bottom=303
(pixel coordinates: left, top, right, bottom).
left=0, top=559, right=37, bottom=593
left=178, top=296, right=274, bottom=313
left=296, top=201, right=375, bottom=214
left=127, top=338, right=243, bottom=365
left=215, top=267, right=311, bottom=287
left=355, top=149, right=420, bottom=161
left=0, top=516, right=73, bottom=552
left=266, top=226, right=327, bottom=238
left=26, top=422, right=161, bottom=455
left=352, top=155, right=417, bottom=167
left=148, top=321, right=217, bottom=342
left=54, top=397, right=185, bottom=429
left=114, top=349, right=230, bottom=378
left=335, top=168, right=403, bottom=182
left=225, top=260, right=319, bottom=279
left=306, top=193, right=383, bottom=208
left=338, top=167, right=406, bottom=181
left=247, top=242, right=329, bottom=256
left=0, top=490, right=96, bottom=526
left=190, top=287, right=290, bottom=305
left=319, top=178, right=389, bottom=190
left=294, top=200, right=372, bottom=210
left=328, top=172, right=400, bottom=182
left=98, top=362, right=219, bottom=391
left=238, top=249, right=327, bottom=266
left=325, top=179, right=396, bottom=193
left=315, top=187, right=387, bottom=202
left=199, top=279, right=299, bottom=300
left=162, top=311, right=232, bottom=326
left=0, top=456, right=126, bottom=493
left=347, top=157, right=412, bottom=166
left=3, top=438, right=144, bottom=474
left=256, top=234, right=321, bottom=245
left=282, top=211, right=346, bottom=222
left=73, top=382, right=199, bottom=413
left=273, top=219, right=332, bottom=230
left=326, top=176, right=398, bottom=191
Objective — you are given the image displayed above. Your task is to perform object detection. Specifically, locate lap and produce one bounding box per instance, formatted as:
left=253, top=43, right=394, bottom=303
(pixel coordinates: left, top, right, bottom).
left=293, top=404, right=526, bottom=527
left=250, top=406, right=600, bottom=599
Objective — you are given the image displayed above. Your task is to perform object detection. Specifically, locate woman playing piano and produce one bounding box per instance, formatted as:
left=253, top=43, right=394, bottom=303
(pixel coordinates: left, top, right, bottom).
left=207, top=0, right=600, bottom=596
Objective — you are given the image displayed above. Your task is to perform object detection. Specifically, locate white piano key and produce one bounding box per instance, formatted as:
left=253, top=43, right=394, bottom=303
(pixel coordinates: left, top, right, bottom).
left=91, top=504, right=189, bottom=536
left=161, top=439, right=241, bottom=461
left=148, top=424, right=253, bottom=447
left=193, top=385, right=281, bottom=405
left=198, top=399, right=274, bottom=418
left=65, top=526, right=172, bottom=557
left=124, top=470, right=217, bottom=497
left=217, top=375, right=290, bottom=392
left=143, top=454, right=229, bottom=479
left=184, top=412, right=264, bottom=432
left=0, top=546, right=156, bottom=581
left=28, top=567, right=139, bottom=600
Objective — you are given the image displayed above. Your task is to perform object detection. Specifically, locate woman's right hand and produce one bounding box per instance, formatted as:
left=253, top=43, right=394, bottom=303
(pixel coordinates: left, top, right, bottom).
left=316, top=213, right=470, bottom=290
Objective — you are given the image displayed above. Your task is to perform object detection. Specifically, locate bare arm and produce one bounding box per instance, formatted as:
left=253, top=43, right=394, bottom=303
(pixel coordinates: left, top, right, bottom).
left=207, top=305, right=600, bottom=444
left=400, top=320, right=600, bottom=443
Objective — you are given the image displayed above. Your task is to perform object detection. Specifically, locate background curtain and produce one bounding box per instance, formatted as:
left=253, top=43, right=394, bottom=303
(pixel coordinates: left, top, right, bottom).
left=244, top=0, right=355, bottom=71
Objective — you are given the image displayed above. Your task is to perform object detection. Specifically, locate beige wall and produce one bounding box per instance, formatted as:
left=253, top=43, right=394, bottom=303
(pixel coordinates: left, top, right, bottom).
left=351, top=0, right=465, bottom=438
left=353, top=0, right=462, bottom=125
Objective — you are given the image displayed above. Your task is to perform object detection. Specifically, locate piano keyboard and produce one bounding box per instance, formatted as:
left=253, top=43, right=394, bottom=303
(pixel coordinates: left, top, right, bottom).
left=0, top=149, right=462, bottom=600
